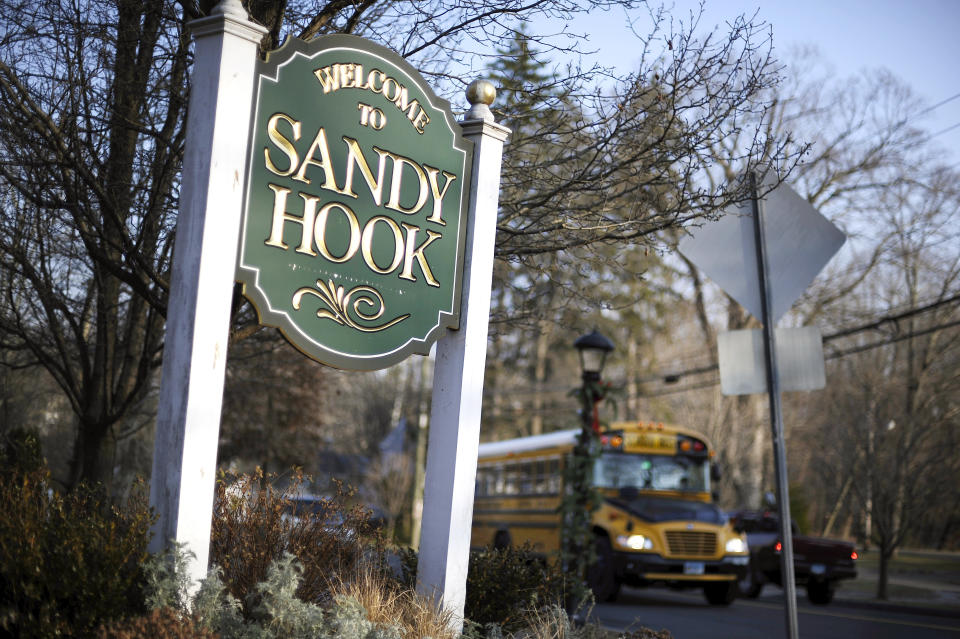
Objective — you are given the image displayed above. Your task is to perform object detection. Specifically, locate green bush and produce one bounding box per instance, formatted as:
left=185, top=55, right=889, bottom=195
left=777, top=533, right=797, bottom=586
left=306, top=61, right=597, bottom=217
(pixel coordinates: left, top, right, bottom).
left=466, top=544, right=566, bottom=629
left=137, top=546, right=416, bottom=639
left=0, top=470, right=154, bottom=637
left=210, top=469, right=386, bottom=614
left=400, top=543, right=566, bottom=630
left=0, top=428, right=45, bottom=476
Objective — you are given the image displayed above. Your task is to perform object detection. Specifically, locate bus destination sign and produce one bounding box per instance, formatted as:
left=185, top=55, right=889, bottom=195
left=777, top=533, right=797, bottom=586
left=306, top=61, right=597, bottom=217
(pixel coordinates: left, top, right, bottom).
left=237, top=35, right=472, bottom=370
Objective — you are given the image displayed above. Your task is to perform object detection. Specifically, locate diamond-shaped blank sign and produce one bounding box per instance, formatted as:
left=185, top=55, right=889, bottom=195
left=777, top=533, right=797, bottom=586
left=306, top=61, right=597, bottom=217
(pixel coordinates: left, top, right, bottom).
left=678, top=173, right=846, bottom=325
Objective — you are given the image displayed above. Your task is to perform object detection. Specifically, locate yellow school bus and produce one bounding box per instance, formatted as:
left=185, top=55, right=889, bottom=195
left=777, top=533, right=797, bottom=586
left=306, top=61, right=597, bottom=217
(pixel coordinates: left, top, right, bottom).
left=471, top=421, right=749, bottom=605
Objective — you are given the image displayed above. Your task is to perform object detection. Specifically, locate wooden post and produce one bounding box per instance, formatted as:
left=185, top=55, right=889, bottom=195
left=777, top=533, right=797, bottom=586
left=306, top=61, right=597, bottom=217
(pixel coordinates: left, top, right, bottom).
left=148, top=0, right=266, bottom=587
left=416, top=82, right=508, bottom=629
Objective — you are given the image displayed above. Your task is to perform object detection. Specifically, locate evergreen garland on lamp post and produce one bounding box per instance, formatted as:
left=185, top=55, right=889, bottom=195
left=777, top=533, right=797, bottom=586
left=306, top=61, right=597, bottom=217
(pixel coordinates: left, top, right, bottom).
left=561, top=330, right=615, bottom=616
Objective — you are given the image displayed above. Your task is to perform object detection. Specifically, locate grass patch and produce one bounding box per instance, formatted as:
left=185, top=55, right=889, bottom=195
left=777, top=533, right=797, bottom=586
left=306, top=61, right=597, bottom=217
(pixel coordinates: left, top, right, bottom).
left=856, top=550, right=960, bottom=582
left=840, top=577, right=942, bottom=600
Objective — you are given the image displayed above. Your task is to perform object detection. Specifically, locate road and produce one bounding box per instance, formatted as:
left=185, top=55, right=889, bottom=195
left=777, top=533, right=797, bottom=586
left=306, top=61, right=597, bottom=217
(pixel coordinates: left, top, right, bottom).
left=592, top=587, right=960, bottom=639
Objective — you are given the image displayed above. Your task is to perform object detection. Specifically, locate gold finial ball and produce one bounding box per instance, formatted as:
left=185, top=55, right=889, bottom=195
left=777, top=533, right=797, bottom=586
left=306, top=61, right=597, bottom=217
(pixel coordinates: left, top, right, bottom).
left=466, top=79, right=496, bottom=107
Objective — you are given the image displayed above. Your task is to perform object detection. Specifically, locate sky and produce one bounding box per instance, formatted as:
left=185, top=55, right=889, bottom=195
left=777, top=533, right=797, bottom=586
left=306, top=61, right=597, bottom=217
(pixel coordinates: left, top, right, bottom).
left=537, top=0, right=960, bottom=164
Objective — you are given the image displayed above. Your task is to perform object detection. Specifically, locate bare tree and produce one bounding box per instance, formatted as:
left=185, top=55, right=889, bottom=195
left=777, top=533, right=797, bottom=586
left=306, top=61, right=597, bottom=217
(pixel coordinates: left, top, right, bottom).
left=0, top=1, right=186, bottom=488
left=0, top=0, right=797, bottom=489
left=647, top=50, right=949, bottom=510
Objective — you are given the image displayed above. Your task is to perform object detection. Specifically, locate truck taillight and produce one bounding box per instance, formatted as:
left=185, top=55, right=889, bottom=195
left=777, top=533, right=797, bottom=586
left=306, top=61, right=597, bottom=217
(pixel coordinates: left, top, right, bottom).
left=851, top=550, right=858, bottom=560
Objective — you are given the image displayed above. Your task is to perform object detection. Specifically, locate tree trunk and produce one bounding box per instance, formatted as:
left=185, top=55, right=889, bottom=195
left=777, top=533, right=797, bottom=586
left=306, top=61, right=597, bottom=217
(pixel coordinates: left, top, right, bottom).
left=409, top=355, right=431, bottom=548
left=530, top=321, right=552, bottom=436
left=876, top=543, right=893, bottom=600
left=68, top=418, right=112, bottom=490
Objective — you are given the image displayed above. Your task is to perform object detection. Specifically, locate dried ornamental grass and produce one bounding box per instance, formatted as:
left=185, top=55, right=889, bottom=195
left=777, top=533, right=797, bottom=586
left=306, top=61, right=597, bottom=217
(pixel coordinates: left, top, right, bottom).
left=332, top=567, right=457, bottom=639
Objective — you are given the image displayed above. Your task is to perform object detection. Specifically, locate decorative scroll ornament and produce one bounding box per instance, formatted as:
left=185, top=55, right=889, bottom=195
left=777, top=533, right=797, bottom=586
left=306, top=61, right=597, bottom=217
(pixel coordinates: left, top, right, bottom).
left=292, top=279, right=409, bottom=333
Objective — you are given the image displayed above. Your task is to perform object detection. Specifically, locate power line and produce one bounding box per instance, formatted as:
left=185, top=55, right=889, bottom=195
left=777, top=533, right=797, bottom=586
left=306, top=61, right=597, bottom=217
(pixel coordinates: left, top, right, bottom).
left=910, top=92, right=960, bottom=120
left=824, top=317, right=960, bottom=361
left=621, top=293, right=960, bottom=387
left=825, top=292, right=960, bottom=340
left=929, top=121, right=960, bottom=140
left=481, top=294, right=960, bottom=404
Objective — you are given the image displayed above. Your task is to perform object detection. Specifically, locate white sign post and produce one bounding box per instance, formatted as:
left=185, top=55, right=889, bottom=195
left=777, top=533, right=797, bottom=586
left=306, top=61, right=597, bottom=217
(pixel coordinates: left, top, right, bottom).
left=148, top=0, right=266, bottom=585
left=416, top=88, right=509, bottom=631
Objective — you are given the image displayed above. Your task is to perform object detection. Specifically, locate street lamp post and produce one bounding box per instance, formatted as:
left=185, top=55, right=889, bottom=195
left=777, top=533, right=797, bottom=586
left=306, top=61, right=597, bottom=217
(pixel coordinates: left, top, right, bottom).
left=574, top=330, right=615, bottom=434
left=564, top=330, right=615, bottom=614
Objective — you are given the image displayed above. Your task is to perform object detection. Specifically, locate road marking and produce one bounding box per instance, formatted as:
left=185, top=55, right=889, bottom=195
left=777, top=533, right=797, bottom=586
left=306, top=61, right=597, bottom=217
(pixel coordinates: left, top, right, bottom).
left=735, top=599, right=960, bottom=633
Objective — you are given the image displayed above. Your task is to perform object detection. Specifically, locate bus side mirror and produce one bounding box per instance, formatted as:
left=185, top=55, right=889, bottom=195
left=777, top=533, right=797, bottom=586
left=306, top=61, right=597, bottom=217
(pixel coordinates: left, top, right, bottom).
left=710, top=464, right=722, bottom=482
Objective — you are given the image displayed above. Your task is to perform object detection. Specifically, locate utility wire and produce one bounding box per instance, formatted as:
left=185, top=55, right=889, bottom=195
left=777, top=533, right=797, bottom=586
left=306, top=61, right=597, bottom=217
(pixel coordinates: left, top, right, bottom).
left=910, top=92, right=960, bottom=120
left=652, top=291, right=960, bottom=380
left=481, top=293, right=960, bottom=404
left=929, top=121, right=960, bottom=139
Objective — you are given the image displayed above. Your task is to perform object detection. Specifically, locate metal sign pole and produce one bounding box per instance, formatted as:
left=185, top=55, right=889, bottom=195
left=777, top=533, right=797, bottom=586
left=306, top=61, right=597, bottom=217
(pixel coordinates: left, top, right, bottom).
left=750, top=172, right=800, bottom=639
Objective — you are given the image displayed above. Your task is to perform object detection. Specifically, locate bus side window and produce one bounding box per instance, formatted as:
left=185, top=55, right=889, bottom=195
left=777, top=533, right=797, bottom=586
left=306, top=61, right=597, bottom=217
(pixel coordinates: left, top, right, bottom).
left=504, top=463, right=518, bottom=495
left=494, top=464, right=505, bottom=495
left=478, top=467, right=491, bottom=496
left=533, top=460, right=547, bottom=494
left=520, top=462, right=535, bottom=495
left=547, top=458, right=561, bottom=494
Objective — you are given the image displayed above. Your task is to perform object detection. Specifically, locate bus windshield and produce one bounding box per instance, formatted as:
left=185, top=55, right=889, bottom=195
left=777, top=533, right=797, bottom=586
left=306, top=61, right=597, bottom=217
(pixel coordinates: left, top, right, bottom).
left=593, top=451, right=710, bottom=493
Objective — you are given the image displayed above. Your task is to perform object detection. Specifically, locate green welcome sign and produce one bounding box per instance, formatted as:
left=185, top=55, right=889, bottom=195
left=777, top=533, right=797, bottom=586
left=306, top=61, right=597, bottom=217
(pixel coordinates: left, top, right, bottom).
left=237, top=35, right=473, bottom=370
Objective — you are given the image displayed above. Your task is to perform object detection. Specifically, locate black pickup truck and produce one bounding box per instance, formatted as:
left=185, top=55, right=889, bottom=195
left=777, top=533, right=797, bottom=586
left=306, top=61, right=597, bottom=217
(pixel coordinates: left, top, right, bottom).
left=732, top=510, right=858, bottom=604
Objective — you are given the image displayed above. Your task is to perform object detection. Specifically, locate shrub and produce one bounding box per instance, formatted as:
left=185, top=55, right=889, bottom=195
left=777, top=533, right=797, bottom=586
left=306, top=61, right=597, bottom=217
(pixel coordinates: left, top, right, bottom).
left=210, top=469, right=385, bottom=614
left=0, top=427, right=44, bottom=476
left=96, top=607, right=219, bottom=639
left=400, top=543, right=566, bottom=630
left=139, top=545, right=439, bottom=639
left=0, top=470, right=154, bottom=637
left=466, top=544, right=566, bottom=629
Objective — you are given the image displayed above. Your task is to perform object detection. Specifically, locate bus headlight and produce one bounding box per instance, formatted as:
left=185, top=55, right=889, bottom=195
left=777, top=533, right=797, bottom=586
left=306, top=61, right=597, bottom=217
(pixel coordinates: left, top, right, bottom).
left=616, top=534, right=654, bottom=550
left=725, top=538, right=748, bottom=554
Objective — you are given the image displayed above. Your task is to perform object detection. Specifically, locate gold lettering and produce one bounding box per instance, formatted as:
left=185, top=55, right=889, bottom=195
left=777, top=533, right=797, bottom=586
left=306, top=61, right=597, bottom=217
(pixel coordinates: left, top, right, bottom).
left=424, top=165, right=456, bottom=225
left=382, top=77, right=401, bottom=103
left=341, top=137, right=389, bottom=204
left=412, top=108, right=430, bottom=134
left=313, top=65, right=340, bottom=93
left=264, top=113, right=301, bottom=176
left=339, top=63, right=356, bottom=89
left=393, top=87, right=416, bottom=116
left=314, top=63, right=429, bottom=133
left=399, top=223, right=441, bottom=287
left=314, top=202, right=361, bottom=263
left=384, top=152, right=429, bottom=215
left=353, top=64, right=368, bottom=89
left=263, top=184, right=318, bottom=256
left=361, top=216, right=404, bottom=274
left=368, top=69, right=386, bottom=93
left=293, top=127, right=341, bottom=191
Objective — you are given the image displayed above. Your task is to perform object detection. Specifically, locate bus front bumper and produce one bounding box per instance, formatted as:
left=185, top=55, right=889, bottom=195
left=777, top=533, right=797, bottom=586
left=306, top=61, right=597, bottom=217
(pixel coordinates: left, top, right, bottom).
left=613, top=551, right=749, bottom=583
